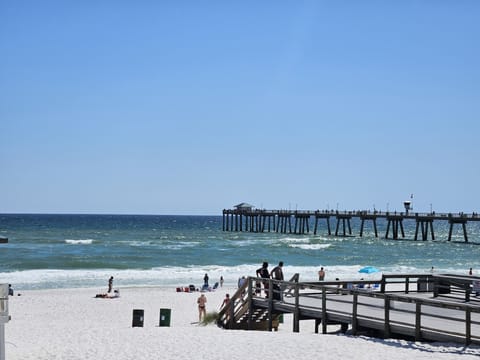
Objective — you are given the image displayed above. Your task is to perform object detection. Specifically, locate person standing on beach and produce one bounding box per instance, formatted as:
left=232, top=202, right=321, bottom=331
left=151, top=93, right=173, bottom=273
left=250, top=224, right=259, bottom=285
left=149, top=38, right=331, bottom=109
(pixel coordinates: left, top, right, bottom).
left=469, top=268, right=473, bottom=276
left=256, top=262, right=270, bottom=297
left=270, top=261, right=284, bottom=300
left=108, top=276, right=114, bottom=293
left=221, top=293, right=231, bottom=321
left=197, top=293, right=207, bottom=322
left=220, top=276, right=224, bottom=288
left=203, top=273, right=209, bottom=287
left=270, top=261, right=284, bottom=281
left=318, top=267, right=325, bottom=281
left=221, top=293, right=230, bottom=308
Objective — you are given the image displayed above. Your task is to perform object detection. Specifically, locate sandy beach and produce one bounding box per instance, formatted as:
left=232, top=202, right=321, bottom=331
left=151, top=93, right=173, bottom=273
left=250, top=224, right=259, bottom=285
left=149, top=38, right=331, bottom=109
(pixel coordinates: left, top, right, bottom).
left=3, top=285, right=480, bottom=360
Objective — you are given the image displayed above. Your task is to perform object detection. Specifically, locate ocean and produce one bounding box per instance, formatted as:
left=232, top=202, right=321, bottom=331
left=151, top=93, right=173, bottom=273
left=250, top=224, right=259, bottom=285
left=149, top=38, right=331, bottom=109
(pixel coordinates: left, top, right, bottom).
left=0, top=214, right=479, bottom=290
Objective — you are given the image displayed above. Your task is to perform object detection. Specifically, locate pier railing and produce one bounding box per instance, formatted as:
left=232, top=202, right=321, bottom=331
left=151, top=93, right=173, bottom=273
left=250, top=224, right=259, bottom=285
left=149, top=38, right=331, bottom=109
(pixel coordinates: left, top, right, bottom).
left=223, top=208, right=480, bottom=220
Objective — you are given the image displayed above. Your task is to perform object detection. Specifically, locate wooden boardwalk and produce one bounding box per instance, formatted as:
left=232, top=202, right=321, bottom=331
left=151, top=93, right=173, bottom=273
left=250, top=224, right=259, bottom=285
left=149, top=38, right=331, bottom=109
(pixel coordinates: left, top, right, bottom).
left=217, top=274, right=480, bottom=345
left=222, top=208, right=480, bottom=242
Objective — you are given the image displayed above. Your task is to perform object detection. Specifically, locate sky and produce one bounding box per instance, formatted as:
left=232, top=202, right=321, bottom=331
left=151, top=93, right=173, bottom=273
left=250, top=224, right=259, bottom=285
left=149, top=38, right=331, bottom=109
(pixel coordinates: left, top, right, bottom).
left=1, top=1, right=479, bottom=215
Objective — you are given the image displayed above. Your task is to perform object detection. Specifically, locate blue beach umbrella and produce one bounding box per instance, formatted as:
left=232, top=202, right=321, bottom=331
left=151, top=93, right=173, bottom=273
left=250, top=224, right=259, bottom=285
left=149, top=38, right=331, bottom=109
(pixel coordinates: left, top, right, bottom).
left=358, top=266, right=380, bottom=274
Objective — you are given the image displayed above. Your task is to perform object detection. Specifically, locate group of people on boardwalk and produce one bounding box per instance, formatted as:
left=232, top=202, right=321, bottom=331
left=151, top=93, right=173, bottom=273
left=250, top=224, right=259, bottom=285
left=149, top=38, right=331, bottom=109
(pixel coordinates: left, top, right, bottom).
left=255, top=261, right=284, bottom=299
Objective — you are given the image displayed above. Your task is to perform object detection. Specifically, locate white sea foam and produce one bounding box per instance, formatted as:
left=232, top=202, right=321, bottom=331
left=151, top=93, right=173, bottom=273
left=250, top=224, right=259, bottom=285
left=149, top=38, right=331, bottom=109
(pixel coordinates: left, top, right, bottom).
left=0, top=263, right=462, bottom=291
left=124, top=240, right=200, bottom=249
left=231, top=239, right=275, bottom=247
left=289, top=243, right=331, bottom=250
left=65, top=239, right=94, bottom=245
left=163, top=241, right=200, bottom=250
left=280, top=237, right=312, bottom=243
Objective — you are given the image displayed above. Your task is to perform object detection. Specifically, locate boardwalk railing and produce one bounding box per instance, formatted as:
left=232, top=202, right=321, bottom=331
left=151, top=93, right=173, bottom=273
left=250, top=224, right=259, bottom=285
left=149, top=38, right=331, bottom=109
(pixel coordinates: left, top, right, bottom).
left=217, top=274, right=480, bottom=345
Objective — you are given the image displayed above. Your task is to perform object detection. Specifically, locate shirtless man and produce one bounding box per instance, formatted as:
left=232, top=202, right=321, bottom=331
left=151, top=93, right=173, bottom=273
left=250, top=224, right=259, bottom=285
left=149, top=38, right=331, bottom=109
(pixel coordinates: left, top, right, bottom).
left=270, top=261, right=284, bottom=280
left=197, top=293, right=207, bottom=322
left=318, top=267, right=325, bottom=281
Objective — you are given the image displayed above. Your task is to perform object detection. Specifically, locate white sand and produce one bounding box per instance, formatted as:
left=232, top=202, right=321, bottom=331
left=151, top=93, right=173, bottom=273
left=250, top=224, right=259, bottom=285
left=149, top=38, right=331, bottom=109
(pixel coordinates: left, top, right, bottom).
left=4, top=286, right=480, bottom=360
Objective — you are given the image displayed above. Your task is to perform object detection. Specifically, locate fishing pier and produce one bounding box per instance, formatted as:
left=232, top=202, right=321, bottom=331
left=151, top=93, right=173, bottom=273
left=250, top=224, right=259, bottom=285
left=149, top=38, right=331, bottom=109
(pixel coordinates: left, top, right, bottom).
left=222, top=206, right=480, bottom=242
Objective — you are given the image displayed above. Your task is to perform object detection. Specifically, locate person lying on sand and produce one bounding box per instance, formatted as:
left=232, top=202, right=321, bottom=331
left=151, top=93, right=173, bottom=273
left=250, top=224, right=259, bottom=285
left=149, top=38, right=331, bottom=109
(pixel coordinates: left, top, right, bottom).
left=95, top=289, right=120, bottom=298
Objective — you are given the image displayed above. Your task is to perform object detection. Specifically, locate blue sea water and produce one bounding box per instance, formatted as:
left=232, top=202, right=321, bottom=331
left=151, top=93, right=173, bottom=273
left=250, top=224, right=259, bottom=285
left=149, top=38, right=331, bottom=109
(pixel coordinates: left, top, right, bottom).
left=0, top=214, right=479, bottom=290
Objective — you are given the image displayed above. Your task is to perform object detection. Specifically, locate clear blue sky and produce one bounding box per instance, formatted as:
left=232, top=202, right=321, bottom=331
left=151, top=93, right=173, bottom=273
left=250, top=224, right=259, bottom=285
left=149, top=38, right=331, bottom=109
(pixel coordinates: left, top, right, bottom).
left=1, top=1, right=479, bottom=215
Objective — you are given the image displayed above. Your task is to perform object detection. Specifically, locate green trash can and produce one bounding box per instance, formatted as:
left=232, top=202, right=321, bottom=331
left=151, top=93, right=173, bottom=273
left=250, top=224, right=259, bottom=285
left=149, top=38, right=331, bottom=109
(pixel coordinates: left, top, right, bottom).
left=159, top=308, right=171, bottom=327
left=132, top=309, right=144, bottom=327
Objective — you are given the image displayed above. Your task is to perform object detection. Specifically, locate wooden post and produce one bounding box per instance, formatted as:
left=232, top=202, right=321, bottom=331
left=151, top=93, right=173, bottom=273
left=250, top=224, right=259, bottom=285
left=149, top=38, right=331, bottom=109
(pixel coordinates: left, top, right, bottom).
left=466, top=307, right=471, bottom=345
left=293, top=282, right=300, bottom=333
left=384, top=296, right=391, bottom=338
left=373, top=218, right=378, bottom=237
left=228, top=295, right=235, bottom=329
left=247, top=278, right=253, bottom=330
left=314, top=217, right=318, bottom=235
left=462, top=222, right=468, bottom=242
left=448, top=222, right=453, bottom=241
left=360, top=218, right=365, bottom=237
left=415, top=303, right=422, bottom=341
left=385, top=219, right=391, bottom=239
left=352, top=293, right=358, bottom=335
left=322, top=287, right=327, bottom=334
left=414, top=221, right=420, bottom=240
left=380, top=275, right=386, bottom=293
left=267, top=280, right=273, bottom=331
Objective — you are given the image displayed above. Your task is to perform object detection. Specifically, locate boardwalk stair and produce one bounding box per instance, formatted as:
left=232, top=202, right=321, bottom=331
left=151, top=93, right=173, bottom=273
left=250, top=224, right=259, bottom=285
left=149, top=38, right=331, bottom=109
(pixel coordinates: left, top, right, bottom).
left=217, top=274, right=299, bottom=331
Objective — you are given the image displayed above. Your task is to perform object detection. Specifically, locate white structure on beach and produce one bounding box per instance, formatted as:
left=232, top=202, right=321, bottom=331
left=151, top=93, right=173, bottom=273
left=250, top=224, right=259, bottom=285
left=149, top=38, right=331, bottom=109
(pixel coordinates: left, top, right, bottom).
left=0, top=284, right=9, bottom=360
